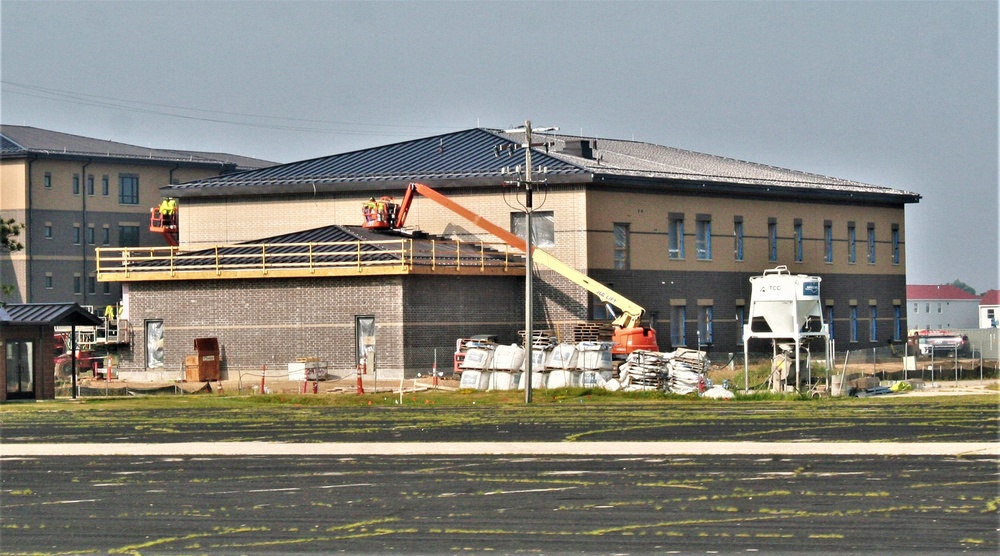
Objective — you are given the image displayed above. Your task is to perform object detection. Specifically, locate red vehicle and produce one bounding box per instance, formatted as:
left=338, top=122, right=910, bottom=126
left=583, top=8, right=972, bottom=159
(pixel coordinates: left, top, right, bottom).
left=53, top=334, right=103, bottom=378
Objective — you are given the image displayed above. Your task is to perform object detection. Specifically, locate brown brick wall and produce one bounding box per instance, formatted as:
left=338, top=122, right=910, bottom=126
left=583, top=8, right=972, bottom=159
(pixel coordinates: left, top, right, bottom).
left=120, top=273, right=527, bottom=379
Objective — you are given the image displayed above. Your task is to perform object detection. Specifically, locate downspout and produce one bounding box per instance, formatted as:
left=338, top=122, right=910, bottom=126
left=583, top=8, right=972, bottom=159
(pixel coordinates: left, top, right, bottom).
left=25, top=157, right=36, bottom=302
left=81, top=160, right=91, bottom=306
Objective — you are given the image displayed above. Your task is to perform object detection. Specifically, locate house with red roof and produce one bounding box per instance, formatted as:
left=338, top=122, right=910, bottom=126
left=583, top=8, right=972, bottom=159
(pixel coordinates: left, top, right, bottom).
left=906, top=285, right=980, bottom=330
left=979, top=289, right=1000, bottom=328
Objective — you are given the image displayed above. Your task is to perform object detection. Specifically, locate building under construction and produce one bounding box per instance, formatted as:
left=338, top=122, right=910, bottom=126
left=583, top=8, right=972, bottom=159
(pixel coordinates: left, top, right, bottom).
left=98, top=127, right=920, bottom=380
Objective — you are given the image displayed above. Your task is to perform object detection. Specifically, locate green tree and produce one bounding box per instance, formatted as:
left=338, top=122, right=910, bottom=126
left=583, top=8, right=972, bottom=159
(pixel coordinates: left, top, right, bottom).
left=2, top=218, right=25, bottom=297
left=949, top=279, right=977, bottom=296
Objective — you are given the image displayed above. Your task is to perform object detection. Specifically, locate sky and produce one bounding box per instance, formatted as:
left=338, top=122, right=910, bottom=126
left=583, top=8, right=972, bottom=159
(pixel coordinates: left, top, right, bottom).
left=2, top=1, right=997, bottom=293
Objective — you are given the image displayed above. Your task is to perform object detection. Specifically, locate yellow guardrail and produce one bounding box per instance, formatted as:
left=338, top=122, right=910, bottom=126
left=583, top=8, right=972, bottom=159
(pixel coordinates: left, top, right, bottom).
left=96, top=239, right=523, bottom=281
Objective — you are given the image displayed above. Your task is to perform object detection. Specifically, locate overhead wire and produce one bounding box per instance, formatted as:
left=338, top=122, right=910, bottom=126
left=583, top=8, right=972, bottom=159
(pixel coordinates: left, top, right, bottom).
left=1, top=80, right=456, bottom=138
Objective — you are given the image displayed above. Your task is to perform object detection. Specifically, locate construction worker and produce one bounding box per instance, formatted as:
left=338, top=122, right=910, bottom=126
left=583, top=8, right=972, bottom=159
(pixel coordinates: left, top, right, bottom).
left=103, top=304, right=116, bottom=321
left=363, top=197, right=378, bottom=224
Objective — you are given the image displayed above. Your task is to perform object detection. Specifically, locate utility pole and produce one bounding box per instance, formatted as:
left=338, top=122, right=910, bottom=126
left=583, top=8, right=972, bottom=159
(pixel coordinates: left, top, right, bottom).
left=499, top=119, right=557, bottom=403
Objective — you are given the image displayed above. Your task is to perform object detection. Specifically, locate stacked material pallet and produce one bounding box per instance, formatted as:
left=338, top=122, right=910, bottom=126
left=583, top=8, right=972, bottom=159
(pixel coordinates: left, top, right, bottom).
left=556, top=321, right=614, bottom=343
left=614, top=348, right=708, bottom=394
left=518, top=329, right=556, bottom=350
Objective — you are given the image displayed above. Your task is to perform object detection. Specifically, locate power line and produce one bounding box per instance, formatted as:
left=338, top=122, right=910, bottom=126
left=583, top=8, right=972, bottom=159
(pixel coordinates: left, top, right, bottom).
left=1, top=80, right=457, bottom=137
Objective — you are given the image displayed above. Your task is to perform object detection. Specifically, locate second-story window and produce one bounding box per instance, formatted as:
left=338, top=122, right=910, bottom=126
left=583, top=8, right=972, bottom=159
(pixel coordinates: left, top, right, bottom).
left=867, top=223, right=876, bottom=264
left=510, top=211, right=555, bottom=247
left=119, top=175, right=140, bottom=205
left=891, top=224, right=900, bottom=265
left=824, top=221, right=833, bottom=263
left=102, top=176, right=110, bottom=196
left=613, top=223, right=630, bottom=270
left=733, top=217, right=744, bottom=261
left=847, top=222, right=857, bottom=263
left=87, top=175, right=95, bottom=196
left=794, top=219, right=803, bottom=262
left=768, top=218, right=778, bottom=262
left=668, top=213, right=684, bottom=260
left=73, top=174, right=80, bottom=195
left=695, top=215, right=711, bottom=260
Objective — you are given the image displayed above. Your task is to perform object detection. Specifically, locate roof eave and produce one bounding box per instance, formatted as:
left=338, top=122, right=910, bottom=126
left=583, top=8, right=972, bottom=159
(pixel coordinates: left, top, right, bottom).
left=591, top=173, right=921, bottom=205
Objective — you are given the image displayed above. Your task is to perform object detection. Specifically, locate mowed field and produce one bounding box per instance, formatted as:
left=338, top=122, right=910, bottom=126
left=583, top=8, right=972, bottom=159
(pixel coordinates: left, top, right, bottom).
left=1, top=391, right=997, bottom=554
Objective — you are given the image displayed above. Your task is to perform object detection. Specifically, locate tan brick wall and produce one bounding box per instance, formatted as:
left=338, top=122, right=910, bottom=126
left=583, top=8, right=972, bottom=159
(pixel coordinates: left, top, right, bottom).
left=587, top=189, right=906, bottom=276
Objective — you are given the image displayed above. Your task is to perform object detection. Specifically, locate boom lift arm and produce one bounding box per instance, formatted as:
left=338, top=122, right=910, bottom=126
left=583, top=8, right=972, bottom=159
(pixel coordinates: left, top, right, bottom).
left=365, top=182, right=657, bottom=353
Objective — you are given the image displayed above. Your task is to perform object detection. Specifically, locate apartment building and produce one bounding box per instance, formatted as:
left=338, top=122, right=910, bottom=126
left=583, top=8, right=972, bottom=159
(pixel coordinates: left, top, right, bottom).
left=99, top=128, right=920, bottom=378
left=0, top=125, right=274, bottom=306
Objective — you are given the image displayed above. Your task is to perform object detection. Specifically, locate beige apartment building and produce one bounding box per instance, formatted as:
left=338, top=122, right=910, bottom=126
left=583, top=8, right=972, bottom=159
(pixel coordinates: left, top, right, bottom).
left=98, top=128, right=920, bottom=378
left=0, top=125, right=274, bottom=306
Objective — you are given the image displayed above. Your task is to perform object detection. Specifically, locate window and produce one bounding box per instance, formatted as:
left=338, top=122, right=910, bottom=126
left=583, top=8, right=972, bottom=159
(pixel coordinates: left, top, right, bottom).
left=671, top=305, right=686, bottom=347
left=119, top=174, right=140, bottom=205
left=613, top=223, right=630, bottom=270
left=827, top=306, right=835, bottom=341
left=824, top=221, right=833, bottom=263
left=103, top=281, right=111, bottom=295
left=768, top=218, right=778, bottom=262
left=510, top=211, right=555, bottom=247
left=891, top=224, right=900, bottom=265
left=102, top=176, right=110, bottom=196
left=86, top=225, right=95, bottom=245
left=913, top=303, right=918, bottom=313
left=698, top=305, right=713, bottom=345
left=668, top=214, right=684, bottom=260
left=893, top=305, right=902, bottom=341
left=44, top=172, right=52, bottom=188
left=87, top=175, right=95, bottom=196
left=73, top=225, right=81, bottom=244
left=73, top=275, right=82, bottom=295
left=735, top=305, right=746, bottom=345
left=119, top=225, right=140, bottom=247
left=73, top=174, right=80, bottom=195
left=102, top=226, right=111, bottom=245
left=733, top=217, right=744, bottom=261
left=87, top=275, right=96, bottom=295
left=937, top=303, right=942, bottom=313
left=850, top=306, right=858, bottom=342
left=44, top=274, right=53, bottom=289
left=847, top=222, right=856, bottom=263
left=870, top=305, right=877, bottom=342
left=794, top=219, right=803, bottom=262
left=44, top=224, right=52, bottom=239
left=925, top=303, right=930, bottom=313
left=867, top=223, right=876, bottom=263
left=356, top=316, right=376, bottom=368
left=146, top=320, right=165, bottom=368
left=695, top=215, right=711, bottom=260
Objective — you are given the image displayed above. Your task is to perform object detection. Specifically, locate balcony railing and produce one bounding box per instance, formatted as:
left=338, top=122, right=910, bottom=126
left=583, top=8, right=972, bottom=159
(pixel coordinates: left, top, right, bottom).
left=96, top=238, right=524, bottom=281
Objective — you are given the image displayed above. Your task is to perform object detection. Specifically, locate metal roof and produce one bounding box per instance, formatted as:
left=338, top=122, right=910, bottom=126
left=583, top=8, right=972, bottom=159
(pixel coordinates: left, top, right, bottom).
left=164, top=128, right=585, bottom=193
left=1, top=302, right=103, bottom=326
left=163, top=127, right=920, bottom=204
left=0, top=125, right=275, bottom=170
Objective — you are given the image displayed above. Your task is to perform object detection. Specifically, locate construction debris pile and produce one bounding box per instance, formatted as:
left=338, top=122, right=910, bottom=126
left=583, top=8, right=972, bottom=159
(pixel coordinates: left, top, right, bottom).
left=457, top=337, right=709, bottom=395
left=612, top=348, right=709, bottom=394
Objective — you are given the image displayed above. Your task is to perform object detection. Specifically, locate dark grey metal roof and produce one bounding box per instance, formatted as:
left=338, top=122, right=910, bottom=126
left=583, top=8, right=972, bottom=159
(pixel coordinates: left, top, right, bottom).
left=504, top=131, right=920, bottom=201
left=164, top=127, right=919, bottom=204
left=1, top=302, right=103, bottom=326
left=0, top=125, right=276, bottom=170
left=164, top=128, right=585, bottom=194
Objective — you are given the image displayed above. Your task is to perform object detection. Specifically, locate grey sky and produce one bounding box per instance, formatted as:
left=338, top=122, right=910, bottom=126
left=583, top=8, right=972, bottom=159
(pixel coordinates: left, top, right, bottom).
left=2, top=1, right=997, bottom=292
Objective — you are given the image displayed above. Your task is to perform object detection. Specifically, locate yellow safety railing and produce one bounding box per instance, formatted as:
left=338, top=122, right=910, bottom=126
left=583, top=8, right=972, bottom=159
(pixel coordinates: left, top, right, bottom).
left=96, top=238, right=523, bottom=281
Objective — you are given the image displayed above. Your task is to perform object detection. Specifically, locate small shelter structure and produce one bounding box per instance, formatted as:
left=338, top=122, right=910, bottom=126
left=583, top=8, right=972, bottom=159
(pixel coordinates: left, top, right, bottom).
left=1, top=303, right=102, bottom=401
